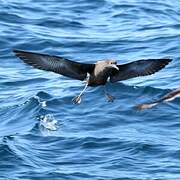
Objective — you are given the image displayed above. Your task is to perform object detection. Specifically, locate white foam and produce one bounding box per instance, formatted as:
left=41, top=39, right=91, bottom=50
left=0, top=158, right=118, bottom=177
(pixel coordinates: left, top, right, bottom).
left=41, top=101, right=47, bottom=107
left=34, top=95, right=47, bottom=107
left=40, top=114, right=58, bottom=131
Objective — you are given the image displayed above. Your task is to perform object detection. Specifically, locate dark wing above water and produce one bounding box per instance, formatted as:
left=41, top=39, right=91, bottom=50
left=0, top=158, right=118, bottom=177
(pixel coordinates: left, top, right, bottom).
left=13, top=50, right=95, bottom=81
left=110, top=58, right=172, bottom=82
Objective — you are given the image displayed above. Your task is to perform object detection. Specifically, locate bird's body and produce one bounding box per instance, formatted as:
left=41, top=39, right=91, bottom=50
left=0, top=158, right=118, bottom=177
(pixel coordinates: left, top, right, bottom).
left=13, top=49, right=172, bottom=103
left=88, top=60, right=119, bottom=86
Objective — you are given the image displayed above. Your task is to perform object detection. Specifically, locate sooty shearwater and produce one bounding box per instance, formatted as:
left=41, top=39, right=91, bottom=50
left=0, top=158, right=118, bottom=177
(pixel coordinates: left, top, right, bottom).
left=13, top=50, right=172, bottom=104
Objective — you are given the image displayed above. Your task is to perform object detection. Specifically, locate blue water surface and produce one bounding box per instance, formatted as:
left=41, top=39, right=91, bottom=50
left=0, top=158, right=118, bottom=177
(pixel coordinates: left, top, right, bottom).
left=0, top=0, right=180, bottom=179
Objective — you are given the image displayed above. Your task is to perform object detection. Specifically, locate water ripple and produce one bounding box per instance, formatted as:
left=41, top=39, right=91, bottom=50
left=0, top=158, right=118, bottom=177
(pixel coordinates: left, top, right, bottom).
left=0, top=0, right=179, bottom=179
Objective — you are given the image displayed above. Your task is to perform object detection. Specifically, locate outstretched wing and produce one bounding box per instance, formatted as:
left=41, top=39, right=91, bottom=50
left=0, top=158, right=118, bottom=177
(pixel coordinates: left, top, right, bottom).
left=13, top=50, right=95, bottom=81
left=110, top=58, right=172, bottom=82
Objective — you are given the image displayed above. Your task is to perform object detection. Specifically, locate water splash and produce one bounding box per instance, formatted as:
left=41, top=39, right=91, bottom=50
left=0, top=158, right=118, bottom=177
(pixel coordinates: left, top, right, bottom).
left=39, top=114, right=58, bottom=131
left=34, top=95, right=47, bottom=107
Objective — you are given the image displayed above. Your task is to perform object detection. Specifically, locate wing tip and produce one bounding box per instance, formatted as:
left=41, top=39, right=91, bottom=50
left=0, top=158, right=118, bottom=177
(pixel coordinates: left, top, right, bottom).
left=13, top=49, right=18, bottom=55
left=164, top=58, right=172, bottom=63
left=13, top=49, right=22, bottom=53
left=152, top=58, right=172, bottom=73
left=13, top=49, right=26, bottom=57
left=160, top=58, right=172, bottom=68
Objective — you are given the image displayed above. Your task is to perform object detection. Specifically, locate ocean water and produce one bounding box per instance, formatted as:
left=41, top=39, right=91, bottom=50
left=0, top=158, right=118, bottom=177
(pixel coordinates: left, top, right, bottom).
left=0, top=0, right=180, bottom=179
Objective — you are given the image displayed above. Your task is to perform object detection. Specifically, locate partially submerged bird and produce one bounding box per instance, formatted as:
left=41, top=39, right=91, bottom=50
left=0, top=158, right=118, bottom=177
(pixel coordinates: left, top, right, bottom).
left=136, top=88, right=180, bottom=110
left=13, top=49, right=172, bottom=104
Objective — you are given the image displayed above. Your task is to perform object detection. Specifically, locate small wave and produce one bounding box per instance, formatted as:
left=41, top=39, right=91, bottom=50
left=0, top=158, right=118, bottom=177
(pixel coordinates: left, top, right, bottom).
left=34, top=95, right=47, bottom=108
left=2, top=78, right=49, bottom=86
left=37, top=19, right=86, bottom=29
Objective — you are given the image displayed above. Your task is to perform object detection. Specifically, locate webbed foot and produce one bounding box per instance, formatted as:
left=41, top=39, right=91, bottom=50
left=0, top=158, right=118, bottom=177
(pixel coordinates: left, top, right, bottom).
left=72, top=96, right=82, bottom=104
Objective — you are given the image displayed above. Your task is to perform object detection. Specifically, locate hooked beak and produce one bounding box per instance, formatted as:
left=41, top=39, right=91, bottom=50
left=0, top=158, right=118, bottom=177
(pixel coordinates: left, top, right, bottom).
left=109, top=64, right=119, bottom=70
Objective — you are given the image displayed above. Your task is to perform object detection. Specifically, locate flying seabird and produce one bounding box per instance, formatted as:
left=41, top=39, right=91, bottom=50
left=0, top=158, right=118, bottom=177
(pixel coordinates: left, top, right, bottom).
left=13, top=49, right=172, bottom=104
left=136, top=88, right=180, bottom=110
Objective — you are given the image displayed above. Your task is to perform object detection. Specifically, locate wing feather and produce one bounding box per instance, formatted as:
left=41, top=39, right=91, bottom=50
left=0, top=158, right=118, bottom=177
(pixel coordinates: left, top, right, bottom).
left=110, top=59, right=172, bottom=82
left=13, top=50, right=94, bottom=81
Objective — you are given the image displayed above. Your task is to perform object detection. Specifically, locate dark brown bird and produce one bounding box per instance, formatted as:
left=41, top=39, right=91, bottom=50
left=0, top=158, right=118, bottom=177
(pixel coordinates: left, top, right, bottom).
left=13, top=49, right=172, bottom=104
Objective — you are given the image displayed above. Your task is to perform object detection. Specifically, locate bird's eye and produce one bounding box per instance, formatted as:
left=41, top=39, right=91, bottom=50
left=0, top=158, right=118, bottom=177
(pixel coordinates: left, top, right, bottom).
left=110, top=61, right=116, bottom=64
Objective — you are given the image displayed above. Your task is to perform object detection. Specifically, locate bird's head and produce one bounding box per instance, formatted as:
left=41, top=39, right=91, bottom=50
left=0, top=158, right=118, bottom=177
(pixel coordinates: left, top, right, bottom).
left=96, top=60, right=119, bottom=71
left=106, top=60, right=119, bottom=71
left=93, top=60, right=119, bottom=80
left=94, top=60, right=119, bottom=77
